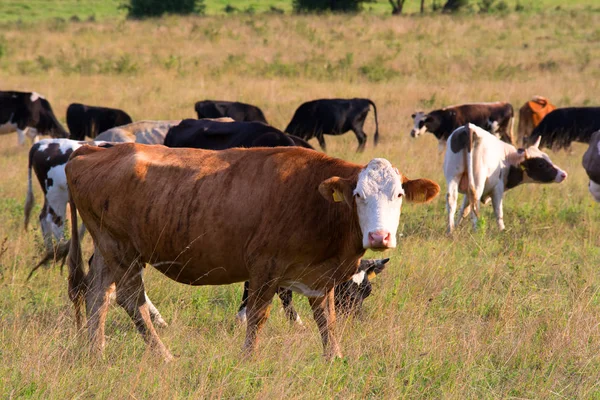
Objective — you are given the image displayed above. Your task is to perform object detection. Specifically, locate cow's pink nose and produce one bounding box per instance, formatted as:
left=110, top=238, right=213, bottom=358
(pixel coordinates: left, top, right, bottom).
left=368, top=230, right=392, bottom=248
left=558, top=171, right=568, bottom=182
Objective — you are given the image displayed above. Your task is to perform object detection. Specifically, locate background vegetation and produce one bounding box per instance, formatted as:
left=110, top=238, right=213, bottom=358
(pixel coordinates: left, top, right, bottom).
left=0, top=2, right=600, bottom=398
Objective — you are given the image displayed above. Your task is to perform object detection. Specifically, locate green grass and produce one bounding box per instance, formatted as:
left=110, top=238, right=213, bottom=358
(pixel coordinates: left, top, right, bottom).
left=0, top=6, right=600, bottom=399
left=0, top=0, right=599, bottom=22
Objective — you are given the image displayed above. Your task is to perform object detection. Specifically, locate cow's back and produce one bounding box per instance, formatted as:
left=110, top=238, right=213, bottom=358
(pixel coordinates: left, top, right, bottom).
left=67, top=144, right=362, bottom=285
left=532, top=107, right=600, bottom=146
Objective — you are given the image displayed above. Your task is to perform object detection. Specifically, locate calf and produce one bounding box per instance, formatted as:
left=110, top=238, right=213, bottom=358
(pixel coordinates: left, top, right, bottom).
left=528, top=107, right=600, bottom=150
left=517, top=96, right=556, bottom=146
left=236, top=258, right=389, bottom=325
left=95, top=120, right=182, bottom=144
left=66, top=144, right=439, bottom=360
left=444, top=124, right=567, bottom=234
left=164, top=119, right=314, bottom=149
left=0, top=91, right=68, bottom=145
left=67, top=103, right=133, bottom=140
left=411, top=102, right=515, bottom=148
left=582, top=130, right=600, bottom=202
left=194, top=100, right=268, bottom=124
left=285, top=98, right=380, bottom=152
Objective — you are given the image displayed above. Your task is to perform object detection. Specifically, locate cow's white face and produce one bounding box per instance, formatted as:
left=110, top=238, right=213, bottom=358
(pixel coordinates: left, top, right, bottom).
left=353, top=159, right=403, bottom=249
left=319, top=159, right=440, bottom=251
left=589, top=181, right=600, bottom=202
left=410, top=112, right=429, bottom=138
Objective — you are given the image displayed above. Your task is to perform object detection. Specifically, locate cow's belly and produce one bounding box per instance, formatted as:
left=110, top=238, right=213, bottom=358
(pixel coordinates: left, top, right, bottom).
left=0, top=122, right=17, bottom=135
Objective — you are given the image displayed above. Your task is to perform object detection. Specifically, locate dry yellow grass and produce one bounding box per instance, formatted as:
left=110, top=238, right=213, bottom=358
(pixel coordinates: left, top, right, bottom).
left=1, top=10, right=600, bottom=399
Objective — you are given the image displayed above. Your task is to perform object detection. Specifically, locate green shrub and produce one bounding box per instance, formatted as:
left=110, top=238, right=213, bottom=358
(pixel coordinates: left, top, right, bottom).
left=293, top=0, right=372, bottom=13
left=125, top=0, right=205, bottom=18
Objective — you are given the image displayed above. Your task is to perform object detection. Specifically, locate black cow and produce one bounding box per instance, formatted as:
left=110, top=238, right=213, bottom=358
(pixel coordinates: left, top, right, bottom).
left=0, top=91, right=68, bottom=145
left=164, top=119, right=314, bottom=150
left=67, top=103, right=133, bottom=141
left=236, top=259, right=389, bottom=325
left=284, top=98, right=380, bottom=152
left=529, top=107, right=600, bottom=150
left=194, top=100, right=268, bottom=124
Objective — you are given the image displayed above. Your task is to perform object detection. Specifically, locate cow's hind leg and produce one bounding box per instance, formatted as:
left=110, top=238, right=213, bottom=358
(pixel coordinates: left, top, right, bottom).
left=243, top=275, right=279, bottom=355
left=309, top=288, right=342, bottom=359
left=84, top=251, right=116, bottom=355
left=446, top=178, right=460, bottom=235
left=115, top=258, right=173, bottom=362
left=456, top=196, right=471, bottom=227
left=491, top=182, right=505, bottom=231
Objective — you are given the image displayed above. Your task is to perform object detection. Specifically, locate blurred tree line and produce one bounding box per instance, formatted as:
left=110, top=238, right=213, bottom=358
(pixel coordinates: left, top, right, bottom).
left=126, top=0, right=511, bottom=17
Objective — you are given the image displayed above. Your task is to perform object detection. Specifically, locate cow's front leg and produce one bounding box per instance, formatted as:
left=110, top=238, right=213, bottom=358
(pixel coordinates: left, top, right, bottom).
left=491, top=183, right=505, bottom=231
left=16, top=128, right=27, bottom=146
left=309, top=288, right=342, bottom=359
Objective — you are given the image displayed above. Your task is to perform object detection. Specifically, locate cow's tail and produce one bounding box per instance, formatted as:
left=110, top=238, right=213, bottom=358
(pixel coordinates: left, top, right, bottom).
left=367, top=99, right=380, bottom=146
left=67, top=190, right=86, bottom=330
left=24, top=145, right=36, bottom=230
left=465, top=125, right=479, bottom=217
left=508, top=114, right=515, bottom=146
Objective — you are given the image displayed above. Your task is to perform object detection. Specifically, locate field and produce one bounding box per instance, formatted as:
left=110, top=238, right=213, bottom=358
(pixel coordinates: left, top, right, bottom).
left=1, top=4, right=600, bottom=399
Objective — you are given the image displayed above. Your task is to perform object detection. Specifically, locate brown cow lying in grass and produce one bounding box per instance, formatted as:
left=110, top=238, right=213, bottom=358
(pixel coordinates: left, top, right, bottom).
left=66, top=144, right=439, bottom=360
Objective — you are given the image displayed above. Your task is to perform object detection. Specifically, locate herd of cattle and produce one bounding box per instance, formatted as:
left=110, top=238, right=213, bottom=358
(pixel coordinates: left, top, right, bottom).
left=2, top=89, right=600, bottom=360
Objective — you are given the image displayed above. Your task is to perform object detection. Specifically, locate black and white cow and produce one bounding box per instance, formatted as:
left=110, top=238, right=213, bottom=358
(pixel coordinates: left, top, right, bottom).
left=67, top=103, right=133, bottom=141
left=528, top=107, right=600, bottom=150
left=236, top=258, right=389, bottom=325
left=582, top=130, right=600, bottom=202
left=194, top=100, right=268, bottom=124
left=284, top=98, right=380, bottom=152
left=411, top=102, right=514, bottom=150
left=444, top=124, right=567, bottom=234
left=0, top=91, right=68, bottom=145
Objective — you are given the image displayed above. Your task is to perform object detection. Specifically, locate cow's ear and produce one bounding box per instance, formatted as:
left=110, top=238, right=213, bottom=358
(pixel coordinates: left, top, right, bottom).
left=364, top=258, right=389, bottom=280
left=319, top=177, right=355, bottom=207
left=401, top=177, right=440, bottom=203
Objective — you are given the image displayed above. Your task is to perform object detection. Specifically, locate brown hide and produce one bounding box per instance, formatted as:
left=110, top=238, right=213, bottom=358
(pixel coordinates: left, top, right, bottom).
left=517, top=96, right=556, bottom=146
left=66, top=144, right=364, bottom=290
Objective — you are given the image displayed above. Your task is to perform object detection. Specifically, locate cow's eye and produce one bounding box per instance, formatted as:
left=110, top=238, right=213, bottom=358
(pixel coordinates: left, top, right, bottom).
left=355, top=193, right=361, bottom=198
left=397, top=193, right=403, bottom=198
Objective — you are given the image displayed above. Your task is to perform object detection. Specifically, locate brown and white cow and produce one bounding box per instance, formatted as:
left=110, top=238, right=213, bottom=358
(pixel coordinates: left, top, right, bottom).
left=411, top=102, right=515, bottom=150
left=444, top=123, right=567, bottom=234
left=582, top=130, right=600, bottom=202
left=516, top=96, right=556, bottom=146
left=66, top=144, right=440, bottom=360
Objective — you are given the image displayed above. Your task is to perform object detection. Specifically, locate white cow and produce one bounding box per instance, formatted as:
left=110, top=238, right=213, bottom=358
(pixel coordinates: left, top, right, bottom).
left=444, top=123, right=567, bottom=234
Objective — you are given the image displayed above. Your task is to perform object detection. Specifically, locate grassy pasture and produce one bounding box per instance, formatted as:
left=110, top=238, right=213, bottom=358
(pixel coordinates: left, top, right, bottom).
left=1, top=8, right=600, bottom=399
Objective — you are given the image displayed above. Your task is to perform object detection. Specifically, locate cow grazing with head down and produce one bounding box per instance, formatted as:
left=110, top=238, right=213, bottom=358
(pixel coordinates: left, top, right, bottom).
left=67, top=103, right=133, bottom=141
left=236, top=258, right=389, bottom=325
left=284, top=98, right=379, bottom=152
left=95, top=120, right=182, bottom=144
left=582, top=130, right=600, bottom=202
left=528, top=107, right=600, bottom=150
left=164, top=119, right=314, bottom=150
left=517, top=96, right=556, bottom=146
left=66, top=144, right=440, bottom=360
left=411, top=102, right=515, bottom=149
left=0, top=91, right=68, bottom=145
left=444, top=123, right=567, bottom=234
left=194, top=100, right=268, bottom=124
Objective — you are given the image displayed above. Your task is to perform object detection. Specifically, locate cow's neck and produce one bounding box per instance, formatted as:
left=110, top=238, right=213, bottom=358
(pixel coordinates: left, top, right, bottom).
left=505, top=165, right=524, bottom=189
